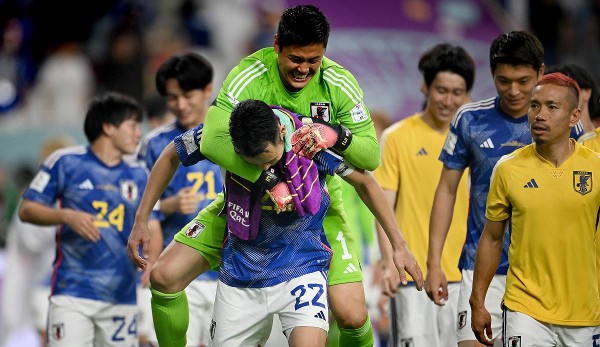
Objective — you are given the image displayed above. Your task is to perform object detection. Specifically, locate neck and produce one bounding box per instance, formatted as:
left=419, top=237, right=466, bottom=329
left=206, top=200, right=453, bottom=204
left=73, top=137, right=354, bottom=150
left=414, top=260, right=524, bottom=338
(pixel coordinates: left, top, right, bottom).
left=420, top=110, right=449, bottom=134
left=91, top=138, right=122, bottom=166
left=535, top=138, right=574, bottom=167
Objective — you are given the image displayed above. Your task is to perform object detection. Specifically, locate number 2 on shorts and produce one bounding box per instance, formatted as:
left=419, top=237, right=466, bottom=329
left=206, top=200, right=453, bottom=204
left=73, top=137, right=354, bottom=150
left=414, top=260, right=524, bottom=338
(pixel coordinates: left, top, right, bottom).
left=290, top=283, right=326, bottom=310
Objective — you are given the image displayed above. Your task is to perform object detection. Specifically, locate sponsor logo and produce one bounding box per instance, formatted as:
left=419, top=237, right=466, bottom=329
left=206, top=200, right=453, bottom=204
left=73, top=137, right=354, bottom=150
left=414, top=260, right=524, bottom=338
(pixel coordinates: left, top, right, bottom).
left=416, top=147, right=428, bottom=156
left=310, top=102, right=331, bottom=122
left=523, top=178, right=539, bottom=188
left=507, top=336, right=521, bottom=347
left=120, top=180, right=139, bottom=202
left=573, top=171, right=592, bottom=195
left=314, top=311, right=326, bottom=320
left=78, top=179, right=94, bottom=190
left=480, top=138, right=495, bottom=148
left=343, top=263, right=359, bottom=274
left=457, top=310, right=468, bottom=330
left=186, top=221, right=206, bottom=238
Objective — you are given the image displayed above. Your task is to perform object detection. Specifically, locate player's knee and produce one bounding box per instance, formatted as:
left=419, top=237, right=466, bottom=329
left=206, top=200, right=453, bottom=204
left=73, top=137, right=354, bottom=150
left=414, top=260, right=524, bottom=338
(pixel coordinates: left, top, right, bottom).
left=149, top=262, right=182, bottom=293
left=333, top=305, right=368, bottom=329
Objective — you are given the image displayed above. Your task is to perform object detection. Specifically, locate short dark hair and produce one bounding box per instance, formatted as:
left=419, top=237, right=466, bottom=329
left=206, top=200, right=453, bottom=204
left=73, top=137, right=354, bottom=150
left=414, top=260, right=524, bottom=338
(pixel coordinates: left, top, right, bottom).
left=536, top=72, right=581, bottom=111
left=546, top=63, right=599, bottom=118
left=276, top=4, right=330, bottom=49
left=490, top=31, right=544, bottom=73
left=155, top=53, right=213, bottom=96
left=418, top=43, right=476, bottom=91
left=84, top=92, right=143, bottom=143
left=229, top=100, right=281, bottom=157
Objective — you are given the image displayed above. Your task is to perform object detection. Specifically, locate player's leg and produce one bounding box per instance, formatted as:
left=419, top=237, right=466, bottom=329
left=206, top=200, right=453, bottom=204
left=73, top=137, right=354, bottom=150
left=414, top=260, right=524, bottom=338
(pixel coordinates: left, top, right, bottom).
left=209, top=282, right=271, bottom=346
left=277, top=271, right=329, bottom=347
left=323, top=204, right=374, bottom=347
left=389, top=285, right=440, bottom=346
left=184, top=279, right=218, bottom=346
left=503, top=307, right=557, bottom=346
left=151, top=195, right=226, bottom=347
left=437, top=282, right=460, bottom=347
left=46, top=296, right=97, bottom=347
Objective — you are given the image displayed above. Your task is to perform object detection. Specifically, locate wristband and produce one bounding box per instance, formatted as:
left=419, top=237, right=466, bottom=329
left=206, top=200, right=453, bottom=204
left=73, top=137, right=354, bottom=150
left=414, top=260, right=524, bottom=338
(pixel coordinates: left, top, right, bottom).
left=256, top=168, right=282, bottom=190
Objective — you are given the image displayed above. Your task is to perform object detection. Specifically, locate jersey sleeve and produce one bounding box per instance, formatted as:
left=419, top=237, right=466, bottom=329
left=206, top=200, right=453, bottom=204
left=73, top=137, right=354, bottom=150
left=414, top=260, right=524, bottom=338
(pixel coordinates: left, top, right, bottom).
left=439, top=110, right=471, bottom=171
left=374, top=125, right=401, bottom=191
left=485, top=159, right=510, bottom=221
left=22, top=157, right=62, bottom=206
left=323, top=65, right=379, bottom=170
left=173, top=124, right=208, bottom=167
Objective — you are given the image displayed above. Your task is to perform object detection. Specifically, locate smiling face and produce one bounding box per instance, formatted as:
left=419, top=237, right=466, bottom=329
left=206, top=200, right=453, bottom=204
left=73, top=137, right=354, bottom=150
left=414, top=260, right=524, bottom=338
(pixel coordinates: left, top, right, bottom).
left=528, top=83, right=580, bottom=145
left=165, top=78, right=212, bottom=130
left=423, top=71, right=469, bottom=126
left=106, top=118, right=141, bottom=155
left=275, top=38, right=325, bottom=92
left=494, top=63, right=544, bottom=118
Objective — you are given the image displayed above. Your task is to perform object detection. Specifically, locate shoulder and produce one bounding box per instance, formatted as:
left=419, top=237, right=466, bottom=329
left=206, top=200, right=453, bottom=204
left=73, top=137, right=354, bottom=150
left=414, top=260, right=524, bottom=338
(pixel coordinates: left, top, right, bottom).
left=380, top=114, right=419, bottom=145
left=451, top=97, right=497, bottom=128
left=577, top=128, right=600, bottom=145
left=139, top=120, right=177, bottom=153
left=42, top=145, right=87, bottom=169
left=321, top=57, right=363, bottom=103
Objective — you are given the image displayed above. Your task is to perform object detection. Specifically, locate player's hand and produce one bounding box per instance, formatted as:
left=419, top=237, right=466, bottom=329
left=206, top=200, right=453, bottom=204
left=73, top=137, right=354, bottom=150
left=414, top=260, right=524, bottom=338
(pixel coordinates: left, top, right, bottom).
left=425, top=266, right=449, bottom=306
left=173, top=187, right=202, bottom=215
left=374, top=258, right=400, bottom=297
left=470, top=301, right=494, bottom=345
left=63, top=209, right=101, bottom=242
left=392, top=241, right=424, bottom=290
left=291, top=119, right=352, bottom=159
left=140, top=261, right=153, bottom=287
left=267, top=181, right=295, bottom=213
left=127, top=220, right=151, bottom=269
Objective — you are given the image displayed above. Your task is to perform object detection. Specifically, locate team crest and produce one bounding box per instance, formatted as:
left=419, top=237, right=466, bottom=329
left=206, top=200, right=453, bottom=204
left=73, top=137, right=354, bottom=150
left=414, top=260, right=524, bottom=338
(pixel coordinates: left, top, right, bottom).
left=186, top=221, right=206, bottom=238
left=51, top=323, right=65, bottom=340
left=210, top=319, right=217, bottom=339
left=507, top=336, right=521, bottom=347
left=120, top=180, right=139, bottom=202
left=573, top=171, right=592, bottom=195
left=400, top=338, right=414, bottom=347
left=457, top=310, right=468, bottom=330
left=310, top=102, right=330, bottom=122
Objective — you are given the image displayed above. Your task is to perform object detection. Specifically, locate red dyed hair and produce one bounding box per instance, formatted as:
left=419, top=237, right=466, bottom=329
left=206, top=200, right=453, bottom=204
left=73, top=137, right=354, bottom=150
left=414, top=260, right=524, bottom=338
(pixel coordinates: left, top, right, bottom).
left=536, top=72, right=581, bottom=108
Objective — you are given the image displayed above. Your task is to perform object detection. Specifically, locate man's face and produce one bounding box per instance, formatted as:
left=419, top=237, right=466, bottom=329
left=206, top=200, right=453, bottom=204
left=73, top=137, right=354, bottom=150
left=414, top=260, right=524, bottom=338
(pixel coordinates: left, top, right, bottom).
left=493, top=63, right=543, bottom=118
left=275, top=39, right=325, bottom=92
left=424, top=71, right=469, bottom=125
left=108, top=118, right=141, bottom=155
left=240, top=123, right=286, bottom=171
left=528, top=83, right=580, bottom=145
left=165, top=78, right=212, bottom=130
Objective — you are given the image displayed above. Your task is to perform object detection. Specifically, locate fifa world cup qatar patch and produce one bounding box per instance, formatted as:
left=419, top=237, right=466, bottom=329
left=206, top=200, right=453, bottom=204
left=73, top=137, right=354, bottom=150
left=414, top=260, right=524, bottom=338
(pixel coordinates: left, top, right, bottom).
left=310, top=102, right=330, bottom=122
left=186, top=221, right=206, bottom=238
left=120, top=180, right=139, bottom=202
left=350, top=101, right=368, bottom=123
left=573, top=171, right=592, bottom=195
left=507, top=336, right=521, bottom=347
left=51, top=322, right=65, bottom=340
left=457, top=310, right=468, bottom=330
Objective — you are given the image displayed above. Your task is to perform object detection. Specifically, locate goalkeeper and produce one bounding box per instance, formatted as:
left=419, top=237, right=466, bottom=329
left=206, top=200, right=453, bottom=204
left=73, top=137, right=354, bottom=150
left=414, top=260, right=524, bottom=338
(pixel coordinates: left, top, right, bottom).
left=128, top=4, right=422, bottom=347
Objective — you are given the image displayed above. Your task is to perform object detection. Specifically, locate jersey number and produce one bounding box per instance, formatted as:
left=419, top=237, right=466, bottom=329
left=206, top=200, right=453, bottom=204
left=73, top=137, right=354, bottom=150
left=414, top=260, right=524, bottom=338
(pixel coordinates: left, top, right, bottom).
left=187, top=171, right=218, bottom=200
left=111, top=315, right=137, bottom=341
left=290, top=283, right=326, bottom=310
left=92, top=201, right=125, bottom=231
left=336, top=231, right=353, bottom=260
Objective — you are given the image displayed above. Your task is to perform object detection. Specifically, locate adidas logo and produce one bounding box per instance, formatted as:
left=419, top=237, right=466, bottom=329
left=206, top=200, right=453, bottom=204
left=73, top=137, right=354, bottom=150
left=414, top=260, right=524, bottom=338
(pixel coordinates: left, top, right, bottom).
left=480, top=138, right=495, bottom=148
left=523, top=178, right=539, bottom=188
left=314, top=311, right=326, bottom=320
left=416, top=147, right=428, bottom=156
left=344, top=263, right=359, bottom=274
left=78, top=179, right=94, bottom=190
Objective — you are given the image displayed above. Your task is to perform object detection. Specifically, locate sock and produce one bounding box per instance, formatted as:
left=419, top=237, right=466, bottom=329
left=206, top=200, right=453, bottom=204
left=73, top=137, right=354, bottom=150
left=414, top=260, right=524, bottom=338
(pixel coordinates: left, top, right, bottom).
left=150, top=287, right=188, bottom=347
left=338, top=315, right=374, bottom=347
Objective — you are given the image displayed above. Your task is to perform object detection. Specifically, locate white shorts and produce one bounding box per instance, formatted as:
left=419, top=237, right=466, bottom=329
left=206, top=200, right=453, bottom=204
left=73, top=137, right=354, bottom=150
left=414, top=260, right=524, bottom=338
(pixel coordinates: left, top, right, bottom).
left=48, top=295, right=138, bottom=347
left=136, top=285, right=156, bottom=344
left=185, top=279, right=218, bottom=346
left=209, top=271, right=329, bottom=347
left=457, top=269, right=505, bottom=346
left=503, top=307, right=600, bottom=347
left=389, top=282, right=459, bottom=347
left=32, top=285, right=51, bottom=331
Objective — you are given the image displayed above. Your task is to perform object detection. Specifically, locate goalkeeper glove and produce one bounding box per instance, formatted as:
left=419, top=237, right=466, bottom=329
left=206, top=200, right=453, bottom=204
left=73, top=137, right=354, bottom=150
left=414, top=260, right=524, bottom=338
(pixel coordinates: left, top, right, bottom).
left=256, top=168, right=295, bottom=213
left=291, top=118, right=352, bottom=159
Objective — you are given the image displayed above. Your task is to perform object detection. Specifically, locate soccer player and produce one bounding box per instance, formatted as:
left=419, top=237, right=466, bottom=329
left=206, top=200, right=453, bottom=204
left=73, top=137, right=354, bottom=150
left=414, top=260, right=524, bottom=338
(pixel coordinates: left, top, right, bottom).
left=136, top=53, right=222, bottom=347
left=470, top=72, right=600, bottom=345
left=425, top=31, right=584, bottom=347
left=18, top=93, right=162, bottom=347
left=129, top=5, right=422, bottom=347
left=375, top=43, right=474, bottom=346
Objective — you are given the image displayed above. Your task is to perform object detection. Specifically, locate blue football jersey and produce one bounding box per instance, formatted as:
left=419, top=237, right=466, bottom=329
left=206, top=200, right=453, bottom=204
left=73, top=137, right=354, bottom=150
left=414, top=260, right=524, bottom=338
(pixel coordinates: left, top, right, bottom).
left=139, top=120, right=223, bottom=280
left=23, top=146, right=151, bottom=304
left=440, top=97, right=584, bottom=274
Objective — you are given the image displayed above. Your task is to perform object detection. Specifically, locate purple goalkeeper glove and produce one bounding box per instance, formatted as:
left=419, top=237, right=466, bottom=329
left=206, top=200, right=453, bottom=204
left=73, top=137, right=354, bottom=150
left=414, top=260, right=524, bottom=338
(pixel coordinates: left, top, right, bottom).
left=291, top=118, right=352, bottom=159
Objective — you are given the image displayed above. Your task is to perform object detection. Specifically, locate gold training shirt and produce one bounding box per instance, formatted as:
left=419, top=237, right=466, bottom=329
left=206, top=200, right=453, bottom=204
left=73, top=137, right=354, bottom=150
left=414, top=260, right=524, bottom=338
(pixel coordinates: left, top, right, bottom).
left=486, top=141, right=600, bottom=326
left=375, top=114, right=468, bottom=282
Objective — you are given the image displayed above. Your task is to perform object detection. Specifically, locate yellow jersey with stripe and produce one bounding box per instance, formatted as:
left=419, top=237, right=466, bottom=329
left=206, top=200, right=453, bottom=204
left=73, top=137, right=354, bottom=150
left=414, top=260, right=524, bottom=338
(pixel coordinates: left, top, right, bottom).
left=374, top=113, right=468, bottom=282
left=486, top=141, right=600, bottom=326
left=578, top=127, right=600, bottom=153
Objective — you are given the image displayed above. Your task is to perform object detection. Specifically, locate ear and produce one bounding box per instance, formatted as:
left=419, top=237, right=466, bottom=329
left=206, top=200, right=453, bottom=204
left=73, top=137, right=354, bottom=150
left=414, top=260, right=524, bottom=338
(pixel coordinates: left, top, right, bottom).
left=420, top=81, right=428, bottom=96
left=538, top=63, right=545, bottom=77
left=102, top=122, right=115, bottom=137
left=204, top=82, right=214, bottom=96
left=570, top=107, right=581, bottom=127
left=279, top=122, right=286, bottom=139
left=580, top=88, right=592, bottom=104
left=274, top=35, right=280, bottom=52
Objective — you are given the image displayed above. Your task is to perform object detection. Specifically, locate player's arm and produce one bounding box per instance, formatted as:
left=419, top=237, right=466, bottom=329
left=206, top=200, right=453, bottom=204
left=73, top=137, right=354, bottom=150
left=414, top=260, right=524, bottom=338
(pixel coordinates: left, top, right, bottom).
left=469, top=218, right=506, bottom=346
left=19, top=199, right=100, bottom=242
left=425, top=165, right=465, bottom=305
left=341, top=169, right=423, bottom=290
left=128, top=142, right=180, bottom=268
left=140, top=219, right=163, bottom=287
left=374, top=188, right=402, bottom=297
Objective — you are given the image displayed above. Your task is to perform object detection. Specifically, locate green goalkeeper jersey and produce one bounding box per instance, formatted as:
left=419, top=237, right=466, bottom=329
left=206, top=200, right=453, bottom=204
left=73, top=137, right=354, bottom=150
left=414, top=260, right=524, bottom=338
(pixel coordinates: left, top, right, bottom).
left=201, top=47, right=379, bottom=189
